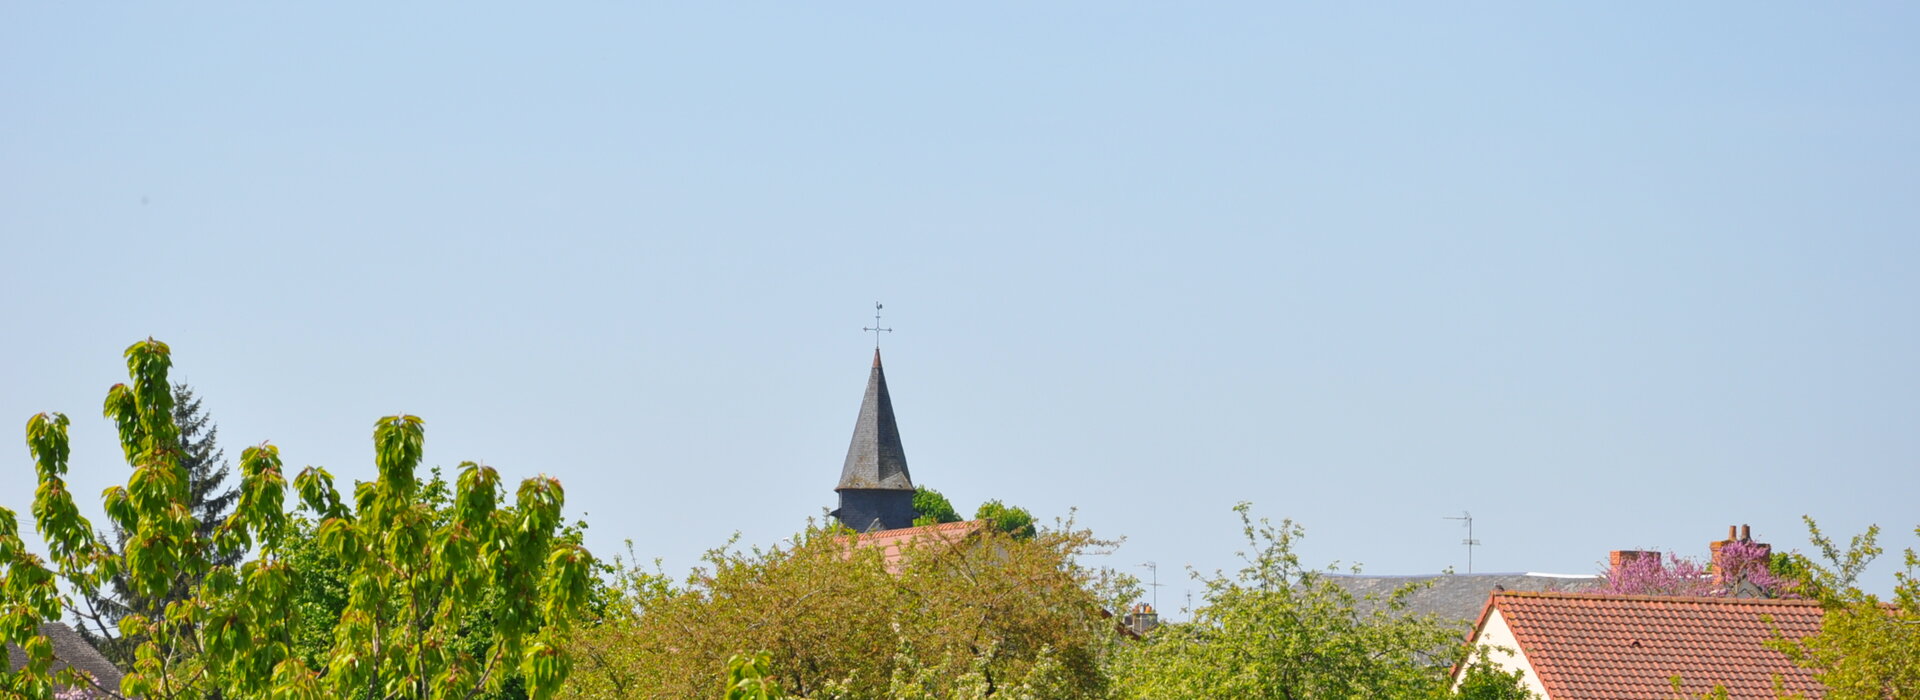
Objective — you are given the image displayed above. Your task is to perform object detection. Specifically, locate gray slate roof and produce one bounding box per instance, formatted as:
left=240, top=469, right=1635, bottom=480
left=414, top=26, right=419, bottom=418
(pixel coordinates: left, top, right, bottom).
left=5, top=622, right=124, bottom=693
left=837, top=349, right=913, bottom=491
left=1326, top=573, right=1600, bottom=628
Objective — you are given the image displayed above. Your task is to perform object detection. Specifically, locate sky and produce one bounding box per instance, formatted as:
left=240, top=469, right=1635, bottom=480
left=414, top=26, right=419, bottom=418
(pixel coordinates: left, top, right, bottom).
left=4, top=4, right=1918, bottom=611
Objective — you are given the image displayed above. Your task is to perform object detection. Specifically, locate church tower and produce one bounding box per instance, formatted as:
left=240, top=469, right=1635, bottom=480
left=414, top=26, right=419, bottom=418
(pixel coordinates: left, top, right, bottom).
left=831, top=349, right=917, bottom=532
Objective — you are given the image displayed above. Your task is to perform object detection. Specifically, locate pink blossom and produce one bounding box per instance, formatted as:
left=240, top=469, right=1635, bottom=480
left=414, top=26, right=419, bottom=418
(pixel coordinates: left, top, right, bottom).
left=1596, top=541, right=1795, bottom=598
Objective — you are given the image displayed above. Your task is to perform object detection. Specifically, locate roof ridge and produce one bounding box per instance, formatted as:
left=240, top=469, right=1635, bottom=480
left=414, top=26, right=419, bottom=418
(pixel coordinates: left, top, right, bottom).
left=1494, top=591, right=1820, bottom=606
left=863, top=519, right=984, bottom=536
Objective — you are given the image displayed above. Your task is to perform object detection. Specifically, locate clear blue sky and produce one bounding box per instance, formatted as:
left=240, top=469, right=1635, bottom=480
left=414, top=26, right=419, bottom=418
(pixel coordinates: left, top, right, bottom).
left=5, top=4, right=1918, bottom=607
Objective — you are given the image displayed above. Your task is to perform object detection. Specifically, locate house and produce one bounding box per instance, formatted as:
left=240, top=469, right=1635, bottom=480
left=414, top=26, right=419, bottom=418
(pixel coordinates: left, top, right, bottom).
left=1451, top=525, right=1827, bottom=698
left=1455, top=591, right=1826, bottom=699
left=4, top=622, right=124, bottom=695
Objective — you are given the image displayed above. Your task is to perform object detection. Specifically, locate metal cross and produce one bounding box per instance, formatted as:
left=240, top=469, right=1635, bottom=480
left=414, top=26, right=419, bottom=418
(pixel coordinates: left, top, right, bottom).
left=863, top=302, right=893, bottom=348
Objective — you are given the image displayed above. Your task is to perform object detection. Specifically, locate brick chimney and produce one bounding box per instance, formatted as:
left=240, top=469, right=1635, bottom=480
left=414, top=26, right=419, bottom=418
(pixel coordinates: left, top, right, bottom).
left=1609, top=549, right=1660, bottom=578
left=1709, top=524, right=1771, bottom=587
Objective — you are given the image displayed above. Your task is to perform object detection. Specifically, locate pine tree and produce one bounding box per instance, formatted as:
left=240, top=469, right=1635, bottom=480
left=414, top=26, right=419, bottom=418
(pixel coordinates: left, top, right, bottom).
left=173, top=384, right=240, bottom=566
left=76, top=382, right=239, bottom=666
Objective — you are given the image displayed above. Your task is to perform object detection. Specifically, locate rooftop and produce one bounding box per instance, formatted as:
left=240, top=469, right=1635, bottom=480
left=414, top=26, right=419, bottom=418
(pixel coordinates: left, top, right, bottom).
left=1326, top=572, right=1600, bottom=627
left=1471, top=591, right=1825, bottom=699
left=839, top=519, right=986, bottom=572
left=5, top=622, right=124, bottom=693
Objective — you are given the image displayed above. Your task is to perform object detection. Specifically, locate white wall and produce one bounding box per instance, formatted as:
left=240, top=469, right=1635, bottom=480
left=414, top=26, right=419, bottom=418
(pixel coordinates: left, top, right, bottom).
left=1456, top=607, right=1552, bottom=699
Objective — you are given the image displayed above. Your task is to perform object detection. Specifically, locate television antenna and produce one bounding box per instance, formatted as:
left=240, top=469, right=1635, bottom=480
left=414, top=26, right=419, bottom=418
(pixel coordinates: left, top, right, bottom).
left=1445, top=511, right=1481, bottom=573
left=1139, top=561, right=1163, bottom=612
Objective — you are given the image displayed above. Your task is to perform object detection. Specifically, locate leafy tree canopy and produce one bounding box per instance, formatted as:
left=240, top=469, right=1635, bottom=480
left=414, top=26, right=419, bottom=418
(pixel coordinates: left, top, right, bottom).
left=1450, top=650, right=1539, bottom=700
left=1769, top=518, right=1920, bottom=700
left=0, top=339, right=593, bottom=700
left=78, top=382, right=240, bottom=667
left=564, top=518, right=1132, bottom=700
left=974, top=500, right=1035, bottom=540
left=909, top=487, right=959, bottom=527
left=1112, top=503, right=1467, bottom=699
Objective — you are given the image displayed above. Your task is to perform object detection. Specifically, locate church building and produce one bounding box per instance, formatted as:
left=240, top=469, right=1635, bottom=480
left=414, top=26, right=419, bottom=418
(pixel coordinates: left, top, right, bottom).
left=831, top=349, right=919, bottom=532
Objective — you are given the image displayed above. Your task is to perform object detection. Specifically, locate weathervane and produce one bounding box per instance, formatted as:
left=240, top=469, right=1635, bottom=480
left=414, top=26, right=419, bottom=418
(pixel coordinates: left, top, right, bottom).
left=1445, top=511, right=1482, bottom=573
left=863, top=302, right=893, bottom=349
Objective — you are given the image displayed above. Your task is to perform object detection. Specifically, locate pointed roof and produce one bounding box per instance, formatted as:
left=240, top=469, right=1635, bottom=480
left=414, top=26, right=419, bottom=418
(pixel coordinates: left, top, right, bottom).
left=1458, top=592, right=1827, bottom=699
left=837, top=349, right=913, bottom=491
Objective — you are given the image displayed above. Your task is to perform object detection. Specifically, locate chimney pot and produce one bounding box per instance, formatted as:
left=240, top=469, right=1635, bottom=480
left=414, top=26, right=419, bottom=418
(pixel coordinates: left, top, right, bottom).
left=1740, top=524, right=1751, bottom=541
left=1728, top=525, right=1738, bottom=540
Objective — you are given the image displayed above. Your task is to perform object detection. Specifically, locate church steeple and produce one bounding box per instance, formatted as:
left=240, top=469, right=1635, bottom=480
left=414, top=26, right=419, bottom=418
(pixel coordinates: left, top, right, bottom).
left=831, top=348, right=917, bottom=531
left=837, top=349, right=913, bottom=491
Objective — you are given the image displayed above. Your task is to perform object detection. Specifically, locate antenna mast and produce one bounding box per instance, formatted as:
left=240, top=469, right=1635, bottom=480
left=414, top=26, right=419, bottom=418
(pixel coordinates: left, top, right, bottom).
left=1445, top=511, right=1482, bottom=573
left=1140, top=561, right=1163, bottom=613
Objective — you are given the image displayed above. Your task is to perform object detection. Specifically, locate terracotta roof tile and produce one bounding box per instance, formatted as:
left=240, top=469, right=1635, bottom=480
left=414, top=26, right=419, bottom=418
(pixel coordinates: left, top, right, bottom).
left=1483, top=592, right=1824, bottom=699
left=839, top=520, right=985, bottom=572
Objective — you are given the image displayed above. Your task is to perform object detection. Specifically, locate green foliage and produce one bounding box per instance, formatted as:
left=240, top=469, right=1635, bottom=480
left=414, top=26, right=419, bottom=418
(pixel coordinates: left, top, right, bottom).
left=1113, top=503, right=1461, bottom=699
left=565, top=520, right=1132, bottom=699
left=722, top=654, right=785, bottom=700
left=1769, top=518, right=1920, bottom=700
left=908, top=487, right=960, bottom=527
left=1, top=339, right=594, bottom=700
left=279, top=514, right=351, bottom=670
left=78, top=383, right=241, bottom=667
left=1448, top=649, right=1536, bottom=699
left=973, top=500, right=1035, bottom=540
left=274, top=473, right=545, bottom=700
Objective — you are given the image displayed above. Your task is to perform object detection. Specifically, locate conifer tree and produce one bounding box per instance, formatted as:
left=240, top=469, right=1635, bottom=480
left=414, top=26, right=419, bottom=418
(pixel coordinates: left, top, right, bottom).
left=173, top=384, right=240, bottom=567
left=75, top=383, right=239, bottom=666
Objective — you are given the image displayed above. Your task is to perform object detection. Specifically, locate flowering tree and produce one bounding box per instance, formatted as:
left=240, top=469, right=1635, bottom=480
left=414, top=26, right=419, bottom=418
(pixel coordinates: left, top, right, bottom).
left=0, top=339, right=594, bottom=699
left=1593, top=540, right=1791, bottom=598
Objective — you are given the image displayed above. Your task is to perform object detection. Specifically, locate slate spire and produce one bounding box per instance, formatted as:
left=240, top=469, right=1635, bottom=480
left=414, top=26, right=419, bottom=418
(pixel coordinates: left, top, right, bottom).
left=831, top=349, right=917, bottom=531
left=837, top=349, right=913, bottom=491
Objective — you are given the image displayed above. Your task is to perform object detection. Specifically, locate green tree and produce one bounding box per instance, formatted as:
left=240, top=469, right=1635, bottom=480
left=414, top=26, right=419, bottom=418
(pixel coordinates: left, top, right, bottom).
left=909, top=487, right=960, bottom=527
left=1769, top=518, right=1920, bottom=700
left=1450, top=650, right=1538, bottom=699
left=77, top=383, right=240, bottom=666
left=1113, top=503, right=1462, bottom=699
left=0, top=339, right=594, bottom=700
left=722, top=654, right=785, bottom=700
left=272, top=469, right=551, bottom=700
left=973, top=500, right=1035, bottom=540
left=564, top=519, right=1131, bottom=699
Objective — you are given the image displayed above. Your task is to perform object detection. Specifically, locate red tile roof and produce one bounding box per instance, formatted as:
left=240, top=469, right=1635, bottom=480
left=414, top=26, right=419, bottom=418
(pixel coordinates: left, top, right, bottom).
left=840, top=519, right=986, bottom=572
left=1471, top=592, right=1825, bottom=699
